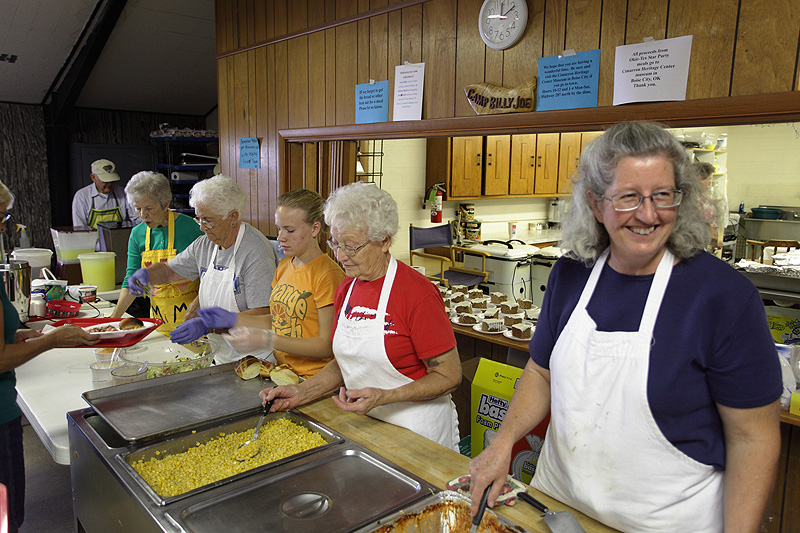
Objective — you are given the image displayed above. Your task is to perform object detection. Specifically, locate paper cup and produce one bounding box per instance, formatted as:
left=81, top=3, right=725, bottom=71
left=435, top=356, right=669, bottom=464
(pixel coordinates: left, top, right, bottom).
left=78, top=285, right=98, bottom=303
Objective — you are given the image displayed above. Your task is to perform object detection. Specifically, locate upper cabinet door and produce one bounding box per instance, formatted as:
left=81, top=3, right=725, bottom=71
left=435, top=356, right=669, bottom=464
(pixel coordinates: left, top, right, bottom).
left=510, top=134, right=536, bottom=196
left=534, top=133, right=559, bottom=194
left=558, top=132, right=582, bottom=194
left=451, top=136, right=484, bottom=198
left=484, top=135, right=511, bottom=196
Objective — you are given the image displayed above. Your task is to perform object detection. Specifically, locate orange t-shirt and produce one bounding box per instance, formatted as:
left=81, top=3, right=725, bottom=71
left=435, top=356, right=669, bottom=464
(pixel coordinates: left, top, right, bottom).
left=270, top=254, right=345, bottom=377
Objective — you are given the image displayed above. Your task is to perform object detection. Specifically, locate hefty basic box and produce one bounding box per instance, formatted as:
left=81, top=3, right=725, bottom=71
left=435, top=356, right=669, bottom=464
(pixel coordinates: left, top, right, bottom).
left=470, top=358, right=550, bottom=484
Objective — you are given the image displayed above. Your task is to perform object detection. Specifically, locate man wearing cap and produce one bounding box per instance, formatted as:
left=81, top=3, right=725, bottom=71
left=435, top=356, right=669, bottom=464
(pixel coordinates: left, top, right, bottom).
left=71, top=159, right=141, bottom=228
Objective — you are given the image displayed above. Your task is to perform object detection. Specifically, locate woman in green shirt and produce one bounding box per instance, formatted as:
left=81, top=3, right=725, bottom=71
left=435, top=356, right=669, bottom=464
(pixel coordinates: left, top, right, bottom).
left=0, top=180, right=97, bottom=532
left=110, top=171, right=204, bottom=333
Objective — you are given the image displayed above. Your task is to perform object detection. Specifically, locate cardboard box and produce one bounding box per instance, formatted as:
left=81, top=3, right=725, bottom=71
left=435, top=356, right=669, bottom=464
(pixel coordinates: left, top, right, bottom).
left=765, top=305, right=800, bottom=344
left=471, top=358, right=549, bottom=484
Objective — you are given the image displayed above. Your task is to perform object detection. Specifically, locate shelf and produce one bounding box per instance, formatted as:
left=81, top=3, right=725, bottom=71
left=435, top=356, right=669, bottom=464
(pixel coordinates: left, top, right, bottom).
left=170, top=180, right=200, bottom=185
left=151, top=136, right=218, bottom=143
left=157, top=163, right=216, bottom=171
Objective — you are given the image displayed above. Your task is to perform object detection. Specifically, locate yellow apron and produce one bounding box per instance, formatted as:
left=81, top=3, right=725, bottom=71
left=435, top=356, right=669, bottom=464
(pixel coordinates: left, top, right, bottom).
left=87, top=193, right=124, bottom=229
left=141, top=213, right=200, bottom=334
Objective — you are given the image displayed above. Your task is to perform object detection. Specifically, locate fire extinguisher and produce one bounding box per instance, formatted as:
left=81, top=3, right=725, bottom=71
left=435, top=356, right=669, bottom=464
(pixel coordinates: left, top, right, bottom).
left=424, top=183, right=445, bottom=223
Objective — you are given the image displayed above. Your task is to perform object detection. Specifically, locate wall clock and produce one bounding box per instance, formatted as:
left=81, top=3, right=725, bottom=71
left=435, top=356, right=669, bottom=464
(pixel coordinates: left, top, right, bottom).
left=478, top=0, right=528, bottom=50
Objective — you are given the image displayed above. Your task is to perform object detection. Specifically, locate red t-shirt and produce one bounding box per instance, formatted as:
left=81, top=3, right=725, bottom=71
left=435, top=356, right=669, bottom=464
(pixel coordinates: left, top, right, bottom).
left=332, top=260, right=456, bottom=381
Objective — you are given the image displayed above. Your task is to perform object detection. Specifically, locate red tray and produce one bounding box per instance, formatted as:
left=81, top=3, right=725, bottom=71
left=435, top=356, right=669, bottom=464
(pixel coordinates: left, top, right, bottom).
left=49, top=317, right=163, bottom=347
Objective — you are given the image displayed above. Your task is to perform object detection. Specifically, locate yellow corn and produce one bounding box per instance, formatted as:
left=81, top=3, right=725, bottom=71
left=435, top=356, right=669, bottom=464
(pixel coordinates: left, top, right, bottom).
left=131, top=418, right=326, bottom=497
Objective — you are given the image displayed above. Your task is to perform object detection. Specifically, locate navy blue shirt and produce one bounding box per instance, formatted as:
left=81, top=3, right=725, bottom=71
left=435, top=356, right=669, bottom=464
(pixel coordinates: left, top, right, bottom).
left=531, top=251, right=782, bottom=470
left=0, top=283, right=21, bottom=425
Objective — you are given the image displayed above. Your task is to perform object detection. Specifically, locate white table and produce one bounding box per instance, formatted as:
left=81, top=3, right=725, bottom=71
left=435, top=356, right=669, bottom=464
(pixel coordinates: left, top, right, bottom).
left=15, top=302, right=162, bottom=464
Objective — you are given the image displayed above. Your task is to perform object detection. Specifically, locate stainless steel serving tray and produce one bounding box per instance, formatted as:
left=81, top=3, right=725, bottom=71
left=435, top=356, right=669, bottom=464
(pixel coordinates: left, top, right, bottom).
left=82, top=363, right=272, bottom=443
left=117, top=409, right=344, bottom=507
left=169, top=445, right=438, bottom=533
left=353, top=490, right=529, bottom=533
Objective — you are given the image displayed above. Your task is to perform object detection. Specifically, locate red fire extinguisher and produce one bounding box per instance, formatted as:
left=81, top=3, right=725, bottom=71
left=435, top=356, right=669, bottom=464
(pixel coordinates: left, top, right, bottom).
left=424, top=183, right=445, bottom=223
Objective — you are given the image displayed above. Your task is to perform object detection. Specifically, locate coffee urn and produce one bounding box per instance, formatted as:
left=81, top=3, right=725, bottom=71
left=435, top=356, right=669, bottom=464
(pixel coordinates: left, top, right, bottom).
left=548, top=198, right=566, bottom=228
left=0, top=260, right=31, bottom=322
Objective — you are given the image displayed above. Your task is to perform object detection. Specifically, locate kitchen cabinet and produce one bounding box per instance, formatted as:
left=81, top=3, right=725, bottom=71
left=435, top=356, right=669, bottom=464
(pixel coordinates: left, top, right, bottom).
left=533, top=133, right=560, bottom=194
left=510, top=134, right=536, bottom=195
left=484, top=135, right=512, bottom=196
left=152, top=136, right=219, bottom=215
left=427, top=136, right=483, bottom=199
left=557, top=132, right=581, bottom=194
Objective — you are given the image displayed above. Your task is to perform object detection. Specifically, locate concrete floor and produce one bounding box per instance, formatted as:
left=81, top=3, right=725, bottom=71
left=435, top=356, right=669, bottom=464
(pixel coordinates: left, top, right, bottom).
left=18, top=416, right=74, bottom=533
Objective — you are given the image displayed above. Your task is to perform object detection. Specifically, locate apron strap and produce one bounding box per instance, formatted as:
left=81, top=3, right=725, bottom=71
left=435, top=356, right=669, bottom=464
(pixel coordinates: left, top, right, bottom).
left=637, top=249, right=674, bottom=336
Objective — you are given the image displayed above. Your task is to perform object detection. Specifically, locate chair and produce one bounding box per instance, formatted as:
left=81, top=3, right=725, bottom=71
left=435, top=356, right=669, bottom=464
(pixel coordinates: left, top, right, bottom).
left=409, top=223, right=490, bottom=288
left=746, top=239, right=800, bottom=263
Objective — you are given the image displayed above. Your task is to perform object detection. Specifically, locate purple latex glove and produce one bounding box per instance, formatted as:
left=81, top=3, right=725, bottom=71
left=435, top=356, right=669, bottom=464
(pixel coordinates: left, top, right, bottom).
left=197, top=307, right=238, bottom=330
left=128, top=268, right=150, bottom=296
left=170, top=317, right=209, bottom=345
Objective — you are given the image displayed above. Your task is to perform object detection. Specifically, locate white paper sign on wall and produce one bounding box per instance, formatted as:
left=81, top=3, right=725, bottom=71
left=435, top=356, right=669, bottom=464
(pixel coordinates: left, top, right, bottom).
left=613, top=35, right=693, bottom=106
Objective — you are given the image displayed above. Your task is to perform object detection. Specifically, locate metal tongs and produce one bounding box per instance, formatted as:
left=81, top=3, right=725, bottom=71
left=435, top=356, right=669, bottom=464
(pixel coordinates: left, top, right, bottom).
left=233, top=397, right=274, bottom=462
left=134, top=281, right=158, bottom=315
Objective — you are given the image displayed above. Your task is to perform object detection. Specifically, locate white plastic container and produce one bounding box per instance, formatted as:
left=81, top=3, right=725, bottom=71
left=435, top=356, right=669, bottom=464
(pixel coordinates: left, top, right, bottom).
left=77, top=252, right=116, bottom=292
left=11, top=248, right=52, bottom=279
left=50, top=227, right=97, bottom=263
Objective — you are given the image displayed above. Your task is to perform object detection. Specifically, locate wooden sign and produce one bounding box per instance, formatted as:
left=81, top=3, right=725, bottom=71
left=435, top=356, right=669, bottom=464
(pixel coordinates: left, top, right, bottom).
left=464, top=79, right=536, bottom=115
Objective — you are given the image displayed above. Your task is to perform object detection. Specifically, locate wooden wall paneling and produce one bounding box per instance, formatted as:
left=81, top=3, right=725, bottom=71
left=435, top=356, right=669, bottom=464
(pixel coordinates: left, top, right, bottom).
left=274, top=0, right=289, bottom=35
left=246, top=0, right=257, bottom=47
left=220, top=58, right=235, bottom=178
left=625, top=0, right=667, bottom=44
left=308, top=32, right=328, bottom=127
left=307, top=0, right=325, bottom=25
left=732, top=0, right=800, bottom=96
left=326, top=28, right=337, bottom=126
left=0, top=103, right=51, bottom=250
left=227, top=0, right=239, bottom=53
left=236, top=0, right=255, bottom=46
left=247, top=50, right=260, bottom=227
left=287, top=0, right=308, bottom=33
left=485, top=49, right=504, bottom=88
left=782, top=426, right=800, bottom=529
left=287, top=142, right=305, bottom=191
left=542, top=0, right=567, bottom=58
left=369, top=0, right=389, bottom=82
left=266, top=45, right=278, bottom=202
left=265, top=0, right=277, bottom=40
left=564, top=0, right=601, bottom=54
left=401, top=4, right=423, bottom=63
left=358, top=0, right=371, bottom=86
left=422, top=0, right=458, bottom=119
left=288, top=36, right=311, bottom=129
left=255, top=47, right=271, bottom=235
left=233, top=52, right=252, bottom=219
left=304, top=142, right=319, bottom=191
left=597, top=0, right=627, bottom=107
left=455, top=0, right=485, bottom=118
left=336, top=22, right=359, bottom=125
left=502, top=0, right=544, bottom=89
left=668, top=0, right=737, bottom=100
left=216, top=0, right=228, bottom=55
left=386, top=1, right=403, bottom=115
left=254, top=0, right=267, bottom=43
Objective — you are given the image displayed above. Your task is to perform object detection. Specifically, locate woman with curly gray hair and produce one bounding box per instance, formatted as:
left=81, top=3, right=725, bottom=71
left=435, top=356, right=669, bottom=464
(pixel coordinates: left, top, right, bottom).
left=469, top=122, right=781, bottom=532
left=258, top=182, right=462, bottom=450
left=110, top=171, right=204, bottom=330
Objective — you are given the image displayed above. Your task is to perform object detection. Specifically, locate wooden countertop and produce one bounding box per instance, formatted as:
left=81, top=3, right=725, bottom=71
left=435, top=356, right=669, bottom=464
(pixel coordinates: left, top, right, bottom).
left=299, top=397, right=617, bottom=533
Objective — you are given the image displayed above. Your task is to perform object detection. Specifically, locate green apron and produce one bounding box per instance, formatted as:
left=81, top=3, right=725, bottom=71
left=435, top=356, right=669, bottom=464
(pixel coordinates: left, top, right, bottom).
left=87, top=191, right=123, bottom=229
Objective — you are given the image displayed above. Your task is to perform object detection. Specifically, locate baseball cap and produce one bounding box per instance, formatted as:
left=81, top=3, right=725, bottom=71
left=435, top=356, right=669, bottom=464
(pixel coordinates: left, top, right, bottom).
left=91, top=159, right=121, bottom=182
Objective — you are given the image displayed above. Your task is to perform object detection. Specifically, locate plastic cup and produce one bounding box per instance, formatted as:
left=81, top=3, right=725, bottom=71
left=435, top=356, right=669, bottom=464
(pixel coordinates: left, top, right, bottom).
left=78, top=285, right=98, bottom=303
left=93, top=347, right=125, bottom=364
left=89, top=360, right=125, bottom=386
left=111, top=363, right=148, bottom=386
left=77, top=252, right=116, bottom=292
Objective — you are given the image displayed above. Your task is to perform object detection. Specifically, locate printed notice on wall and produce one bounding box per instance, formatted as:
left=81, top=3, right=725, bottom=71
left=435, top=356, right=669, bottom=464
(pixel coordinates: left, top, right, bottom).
left=355, top=80, right=389, bottom=124
left=613, top=36, right=692, bottom=106
left=393, top=63, right=425, bottom=121
left=239, top=137, right=260, bottom=169
left=536, top=49, right=601, bottom=111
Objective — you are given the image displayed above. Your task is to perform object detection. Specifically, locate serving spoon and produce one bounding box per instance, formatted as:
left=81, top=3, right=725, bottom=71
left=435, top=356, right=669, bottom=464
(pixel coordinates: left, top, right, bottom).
left=233, top=397, right=274, bottom=462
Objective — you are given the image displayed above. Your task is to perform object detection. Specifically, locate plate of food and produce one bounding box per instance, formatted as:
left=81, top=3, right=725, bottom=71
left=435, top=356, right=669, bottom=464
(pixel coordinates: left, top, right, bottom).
left=451, top=314, right=481, bottom=326
left=48, top=317, right=161, bottom=347
left=503, top=327, right=534, bottom=342
left=473, top=322, right=508, bottom=335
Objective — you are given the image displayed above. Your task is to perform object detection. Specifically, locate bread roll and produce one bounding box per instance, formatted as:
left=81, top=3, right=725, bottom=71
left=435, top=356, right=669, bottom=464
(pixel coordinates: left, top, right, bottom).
left=234, top=356, right=262, bottom=380
left=259, top=361, right=276, bottom=379
left=270, top=364, right=300, bottom=385
left=119, top=317, right=145, bottom=330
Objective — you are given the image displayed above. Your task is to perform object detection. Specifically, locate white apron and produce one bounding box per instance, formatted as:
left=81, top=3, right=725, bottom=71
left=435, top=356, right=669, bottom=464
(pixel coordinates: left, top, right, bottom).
left=199, top=225, right=273, bottom=364
left=532, top=249, right=723, bottom=532
left=333, top=256, right=459, bottom=451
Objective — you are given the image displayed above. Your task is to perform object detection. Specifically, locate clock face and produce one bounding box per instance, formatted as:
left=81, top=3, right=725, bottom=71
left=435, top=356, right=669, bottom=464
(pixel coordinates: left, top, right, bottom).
left=478, top=0, right=528, bottom=50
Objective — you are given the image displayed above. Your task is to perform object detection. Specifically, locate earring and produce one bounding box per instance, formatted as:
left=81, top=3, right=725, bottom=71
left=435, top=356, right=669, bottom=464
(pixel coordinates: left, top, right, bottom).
left=231, top=222, right=235, bottom=227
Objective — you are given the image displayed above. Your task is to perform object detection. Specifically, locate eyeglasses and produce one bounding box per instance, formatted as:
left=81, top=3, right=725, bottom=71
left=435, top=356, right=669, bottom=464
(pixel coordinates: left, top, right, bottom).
left=600, top=189, right=684, bottom=212
left=327, top=239, right=371, bottom=257
left=0, top=208, right=12, bottom=224
left=195, top=216, right=218, bottom=229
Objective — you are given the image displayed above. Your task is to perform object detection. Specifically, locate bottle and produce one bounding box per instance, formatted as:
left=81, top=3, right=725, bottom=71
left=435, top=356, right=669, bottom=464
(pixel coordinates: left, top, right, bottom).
left=739, top=202, right=745, bottom=214
left=30, top=294, right=46, bottom=318
left=17, top=224, right=30, bottom=248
